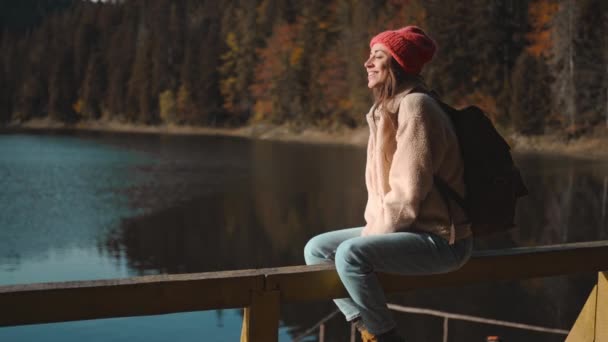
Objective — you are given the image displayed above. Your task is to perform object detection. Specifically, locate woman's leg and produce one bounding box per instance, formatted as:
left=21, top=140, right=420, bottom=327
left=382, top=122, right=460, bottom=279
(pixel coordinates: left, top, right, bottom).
left=304, top=227, right=364, bottom=321
left=334, top=232, right=473, bottom=335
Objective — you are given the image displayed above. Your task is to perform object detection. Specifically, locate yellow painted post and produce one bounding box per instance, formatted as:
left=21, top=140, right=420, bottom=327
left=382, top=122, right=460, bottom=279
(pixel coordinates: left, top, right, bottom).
left=597, top=272, right=608, bottom=341
left=240, top=290, right=280, bottom=342
left=565, top=285, right=597, bottom=342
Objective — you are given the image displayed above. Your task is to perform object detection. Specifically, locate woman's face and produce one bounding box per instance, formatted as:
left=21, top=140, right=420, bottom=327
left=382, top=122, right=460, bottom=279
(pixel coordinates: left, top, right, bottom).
left=364, top=43, right=390, bottom=89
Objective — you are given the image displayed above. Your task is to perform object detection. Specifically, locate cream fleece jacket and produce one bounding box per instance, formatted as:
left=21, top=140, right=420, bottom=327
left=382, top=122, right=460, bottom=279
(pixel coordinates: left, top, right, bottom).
left=362, top=86, right=472, bottom=242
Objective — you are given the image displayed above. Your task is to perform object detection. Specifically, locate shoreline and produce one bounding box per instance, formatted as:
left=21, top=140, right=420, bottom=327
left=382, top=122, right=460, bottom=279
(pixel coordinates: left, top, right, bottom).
left=3, top=118, right=608, bottom=160
left=2, top=117, right=372, bottom=147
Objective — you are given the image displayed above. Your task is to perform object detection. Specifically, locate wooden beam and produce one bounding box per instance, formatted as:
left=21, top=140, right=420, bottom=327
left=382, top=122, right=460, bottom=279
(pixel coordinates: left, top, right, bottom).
left=265, top=264, right=347, bottom=302
left=565, top=286, right=596, bottom=342
left=597, top=272, right=608, bottom=341
left=240, top=290, right=280, bottom=342
left=0, top=270, right=264, bottom=327
left=269, top=241, right=608, bottom=302
left=1, top=241, right=608, bottom=328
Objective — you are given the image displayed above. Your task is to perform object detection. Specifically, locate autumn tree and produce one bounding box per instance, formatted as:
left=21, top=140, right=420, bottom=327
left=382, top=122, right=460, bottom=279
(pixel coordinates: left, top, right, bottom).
left=424, top=0, right=528, bottom=125
left=219, top=0, right=259, bottom=124
left=251, top=22, right=299, bottom=124
left=526, top=0, right=559, bottom=58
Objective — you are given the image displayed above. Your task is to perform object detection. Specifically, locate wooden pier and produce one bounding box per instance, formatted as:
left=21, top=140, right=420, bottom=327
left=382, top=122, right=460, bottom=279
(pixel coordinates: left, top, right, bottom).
left=1, top=241, right=608, bottom=341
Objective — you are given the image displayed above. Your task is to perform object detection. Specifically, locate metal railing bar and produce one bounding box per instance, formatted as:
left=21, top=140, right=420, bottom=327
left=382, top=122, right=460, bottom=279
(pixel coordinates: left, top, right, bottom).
left=294, top=300, right=570, bottom=342
left=292, top=309, right=341, bottom=342
left=387, top=303, right=569, bottom=335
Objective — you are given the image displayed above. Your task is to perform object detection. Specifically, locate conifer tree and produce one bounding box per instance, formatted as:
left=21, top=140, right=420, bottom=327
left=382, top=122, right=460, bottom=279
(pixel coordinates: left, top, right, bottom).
left=548, top=0, right=578, bottom=130
left=48, top=50, right=77, bottom=122
left=104, top=6, right=136, bottom=119
left=510, top=52, right=550, bottom=134
left=127, top=11, right=155, bottom=124
left=572, top=0, right=605, bottom=127
left=79, top=52, right=105, bottom=119
left=0, top=31, right=15, bottom=122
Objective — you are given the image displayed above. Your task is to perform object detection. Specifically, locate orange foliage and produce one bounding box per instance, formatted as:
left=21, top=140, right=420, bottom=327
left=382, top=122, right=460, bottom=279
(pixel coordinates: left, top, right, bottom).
left=251, top=22, right=300, bottom=121
left=317, top=47, right=350, bottom=117
left=526, top=0, right=558, bottom=58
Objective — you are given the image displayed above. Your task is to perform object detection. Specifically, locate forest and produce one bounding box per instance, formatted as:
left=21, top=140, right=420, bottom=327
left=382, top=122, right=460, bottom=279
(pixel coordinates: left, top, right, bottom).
left=0, top=0, right=607, bottom=136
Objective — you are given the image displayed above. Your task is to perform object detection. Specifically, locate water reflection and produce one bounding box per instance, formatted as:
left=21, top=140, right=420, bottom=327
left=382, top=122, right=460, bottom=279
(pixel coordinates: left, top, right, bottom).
left=101, top=135, right=607, bottom=341
left=2, top=131, right=607, bottom=341
left=103, top=139, right=367, bottom=273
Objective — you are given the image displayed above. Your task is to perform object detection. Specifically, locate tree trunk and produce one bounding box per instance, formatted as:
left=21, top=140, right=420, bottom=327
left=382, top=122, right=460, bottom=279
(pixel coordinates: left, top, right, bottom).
left=568, top=0, right=575, bottom=129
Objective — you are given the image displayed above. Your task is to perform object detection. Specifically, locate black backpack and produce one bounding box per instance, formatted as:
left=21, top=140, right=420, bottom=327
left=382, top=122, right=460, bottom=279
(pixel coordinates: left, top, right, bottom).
left=415, top=91, right=529, bottom=236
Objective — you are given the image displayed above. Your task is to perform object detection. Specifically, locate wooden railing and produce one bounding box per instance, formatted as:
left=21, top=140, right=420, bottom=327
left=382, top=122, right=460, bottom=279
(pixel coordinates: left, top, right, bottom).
left=1, top=241, right=608, bottom=341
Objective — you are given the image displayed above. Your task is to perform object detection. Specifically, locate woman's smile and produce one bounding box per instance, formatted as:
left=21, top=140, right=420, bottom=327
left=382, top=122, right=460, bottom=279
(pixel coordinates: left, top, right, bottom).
left=365, top=43, right=390, bottom=88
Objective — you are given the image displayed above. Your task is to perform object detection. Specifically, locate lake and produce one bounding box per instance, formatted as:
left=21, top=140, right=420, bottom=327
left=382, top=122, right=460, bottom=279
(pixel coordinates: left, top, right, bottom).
left=1, top=131, right=607, bottom=341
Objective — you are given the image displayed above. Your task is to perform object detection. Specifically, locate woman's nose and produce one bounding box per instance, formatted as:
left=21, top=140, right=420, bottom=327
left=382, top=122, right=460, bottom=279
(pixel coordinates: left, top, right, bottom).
left=364, top=57, right=373, bottom=68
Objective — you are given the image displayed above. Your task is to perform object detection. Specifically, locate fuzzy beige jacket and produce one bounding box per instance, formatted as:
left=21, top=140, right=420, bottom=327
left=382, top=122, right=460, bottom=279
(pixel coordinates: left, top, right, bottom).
left=362, top=86, right=472, bottom=243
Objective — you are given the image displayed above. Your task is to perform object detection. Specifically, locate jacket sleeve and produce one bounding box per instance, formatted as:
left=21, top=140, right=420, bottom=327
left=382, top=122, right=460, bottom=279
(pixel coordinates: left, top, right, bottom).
left=379, top=95, right=440, bottom=233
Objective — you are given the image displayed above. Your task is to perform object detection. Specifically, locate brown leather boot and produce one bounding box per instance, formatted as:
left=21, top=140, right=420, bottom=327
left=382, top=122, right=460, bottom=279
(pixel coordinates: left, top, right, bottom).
left=359, top=328, right=405, bottom=342
left=359, top=328, right=379, bottom=342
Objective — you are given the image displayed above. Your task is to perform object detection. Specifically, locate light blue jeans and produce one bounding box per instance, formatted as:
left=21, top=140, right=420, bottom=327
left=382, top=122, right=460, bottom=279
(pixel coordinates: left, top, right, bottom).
left=304, top=227, right=473, bottom=335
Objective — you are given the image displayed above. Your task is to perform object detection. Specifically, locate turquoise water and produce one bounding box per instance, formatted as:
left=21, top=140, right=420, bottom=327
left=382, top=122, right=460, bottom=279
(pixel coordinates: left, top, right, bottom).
left=0, top=133, right=293, bottom=342
left=0, top=134, right=143, bottom=283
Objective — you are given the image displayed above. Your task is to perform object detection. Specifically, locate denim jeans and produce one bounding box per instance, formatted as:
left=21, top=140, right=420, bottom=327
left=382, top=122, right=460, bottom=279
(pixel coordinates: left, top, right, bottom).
left=304, top=227, right=473, bottom=335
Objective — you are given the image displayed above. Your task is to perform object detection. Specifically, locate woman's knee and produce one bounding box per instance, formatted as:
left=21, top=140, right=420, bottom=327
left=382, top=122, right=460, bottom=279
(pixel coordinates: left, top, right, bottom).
left=304, top=235, right=329, bottom=265
left=335, top=238, right=371, bottom=273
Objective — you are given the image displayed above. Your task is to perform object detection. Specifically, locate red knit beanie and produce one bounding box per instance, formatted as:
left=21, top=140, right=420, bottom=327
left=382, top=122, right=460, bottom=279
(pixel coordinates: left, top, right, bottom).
left=369, top=26, right=436, bottom=75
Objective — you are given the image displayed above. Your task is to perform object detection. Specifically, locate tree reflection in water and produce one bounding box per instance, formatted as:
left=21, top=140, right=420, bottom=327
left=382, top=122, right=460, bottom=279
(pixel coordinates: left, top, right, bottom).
left=102, top=136, right=608, bottom=342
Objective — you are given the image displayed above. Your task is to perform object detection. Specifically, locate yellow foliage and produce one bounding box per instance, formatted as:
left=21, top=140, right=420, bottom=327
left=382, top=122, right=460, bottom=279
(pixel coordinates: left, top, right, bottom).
left=290, top=47, right=303, bottom=67
left=338, top=99, right=352, bottom=110
left=159, top=90, right=177, bottom=124
left=225, top=32, right=239, bottom=53
left=73, top=99, right=84, bottom=115
left=252, top=100, right=272, bottom=122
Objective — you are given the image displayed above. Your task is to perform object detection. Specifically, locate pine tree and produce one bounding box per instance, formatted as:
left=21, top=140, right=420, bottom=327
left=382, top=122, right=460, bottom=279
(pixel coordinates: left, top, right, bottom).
left=79, top=52, right=105, bottom=119
left=104, top=5, right=137, bottom=119
left=572, top=0, right=606, bottom=128
left=0, top=31, right=14, bottom=122
left=48, top=50, right=77, bottom=122
left=424, top=0, right=528, bottom=123
left=47, top=11, right=78, bottom=122
left=548, top=0, right=578, bottom=131
left=127, top=8, right=155, bottom=124
left=510, top=52, right=551, bottom=135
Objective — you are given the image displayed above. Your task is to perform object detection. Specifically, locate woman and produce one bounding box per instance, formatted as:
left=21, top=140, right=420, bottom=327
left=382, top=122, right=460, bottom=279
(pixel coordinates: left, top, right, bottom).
left=304, top=26, right=473, bottom=342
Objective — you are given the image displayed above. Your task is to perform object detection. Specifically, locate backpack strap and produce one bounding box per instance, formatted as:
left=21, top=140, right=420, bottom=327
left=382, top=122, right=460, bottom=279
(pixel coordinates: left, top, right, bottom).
left=410, top=87, right=468, bottom=212
left=433, top=175, right=467, bottom=212
left=406, top=87, right=470, bottom=241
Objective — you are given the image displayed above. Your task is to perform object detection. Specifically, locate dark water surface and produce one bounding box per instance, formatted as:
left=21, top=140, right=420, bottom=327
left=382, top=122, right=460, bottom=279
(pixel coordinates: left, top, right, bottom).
left=0, top=131, right=607, bottom=341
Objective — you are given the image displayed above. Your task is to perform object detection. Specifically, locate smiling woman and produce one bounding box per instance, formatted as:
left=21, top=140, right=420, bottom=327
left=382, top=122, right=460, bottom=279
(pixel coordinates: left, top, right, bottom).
left=364, top=47, right=390, bottom=89
left=304, top=26, right=473, bottom=342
